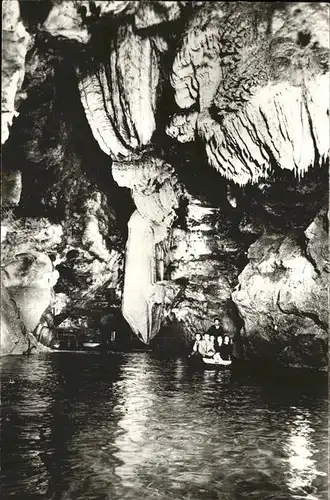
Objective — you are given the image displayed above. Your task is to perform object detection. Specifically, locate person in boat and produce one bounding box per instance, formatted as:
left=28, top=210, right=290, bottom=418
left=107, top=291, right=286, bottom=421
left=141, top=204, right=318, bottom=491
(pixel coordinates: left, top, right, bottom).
left=213, top=336, right=225, bottom=363
left=207, top=317, right=223, bottom=340
left=214, top=333, right=224, bottom=352
left=204, top=333, right=216, bottom=358
left=220, top=335, right=233, bottom=361
left=190, top=333, right=206, bottom=358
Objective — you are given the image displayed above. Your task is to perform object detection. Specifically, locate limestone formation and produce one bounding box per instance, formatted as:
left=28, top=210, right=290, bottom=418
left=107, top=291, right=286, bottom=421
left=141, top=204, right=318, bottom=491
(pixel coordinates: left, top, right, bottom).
left=122, top=211, right=178, bottom=343
left=42, top=1, right=137, bottom=43
left=1, top=171, right=22, bottom=207
left=169, top=2, right=330, bottom=185
left=232, top=207, right=328, bottom=368
left=78, top=24, right=162, bottom=158
left=42, top=0, right=183, bottom=43
left=169, top=193, right=246, bottom=340
left=0, top=279, right=50, bottom=355
left=1, top=252, right=58, bottom=352
left=113, top=155, right=182, bottom=343
left=134, top=1, right=184, bottom=29
left=2, top=0, right=31, bottom=144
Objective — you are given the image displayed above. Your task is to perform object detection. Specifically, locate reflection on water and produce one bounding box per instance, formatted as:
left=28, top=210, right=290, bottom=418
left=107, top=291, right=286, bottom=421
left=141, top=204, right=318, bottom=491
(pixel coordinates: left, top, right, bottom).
left=0, top=353, right=328, bottom=500
left=286, top=409, right=327, bottom=499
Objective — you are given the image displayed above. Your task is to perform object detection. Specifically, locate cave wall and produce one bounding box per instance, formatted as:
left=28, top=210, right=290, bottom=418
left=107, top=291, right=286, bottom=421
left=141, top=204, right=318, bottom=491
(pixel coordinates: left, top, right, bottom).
left=232, top=206, right=328, bottom=368
left=1, top=1, right=329, bottom=367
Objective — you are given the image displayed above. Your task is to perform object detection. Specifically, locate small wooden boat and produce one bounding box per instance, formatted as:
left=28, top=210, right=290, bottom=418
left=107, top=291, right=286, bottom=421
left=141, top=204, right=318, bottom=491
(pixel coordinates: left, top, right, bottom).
left=202, top=357, right=232, bottom=367
left=82, top=342, right=100, bottom=348
left=187, top=354, right=232, bottom=369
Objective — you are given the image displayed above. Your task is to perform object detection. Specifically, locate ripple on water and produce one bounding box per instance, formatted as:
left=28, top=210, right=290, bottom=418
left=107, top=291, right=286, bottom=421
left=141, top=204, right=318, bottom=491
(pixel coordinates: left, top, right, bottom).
left=0, top=353, right=328, bottom=500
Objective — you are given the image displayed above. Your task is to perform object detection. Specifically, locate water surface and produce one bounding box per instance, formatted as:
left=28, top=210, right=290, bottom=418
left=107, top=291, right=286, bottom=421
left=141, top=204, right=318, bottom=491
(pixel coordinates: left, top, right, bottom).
left=1, top=353, right=328, bottom=500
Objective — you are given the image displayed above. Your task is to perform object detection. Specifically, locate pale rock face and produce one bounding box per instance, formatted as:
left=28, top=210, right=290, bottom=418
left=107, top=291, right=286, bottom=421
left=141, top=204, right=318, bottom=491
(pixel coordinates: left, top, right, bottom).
left=122, top=211, right=156, bottom=343
left=53, top=293, right=70, bottom=316
left=1, top=218, right=63, bottom=264
left=232, top=208, right=328, bottom=367
left=166, top=111, right=198, bottom=143
left=43, top=0, right=184, bottom=43
left=305, top=206, right=329, bottom=274
left=82, top=191, right=115, bottom=262
left=122, top=211, right=180, bottom=343
left=114, top=156, right=181, bottom=343
left=79, top=1, right=137, bottom=18
left=134, top=1, right=183, bottom=29
left=42, top=1, right=90, bottom=43
left=1, top=227, right=8, bottom=243
left=168, top=194, right=244, bottom=340
left=2, top=0, right=31, bottom=144
left=2, top=252, right=58, bottom=335
left=169, top=2, right=330, bottom=185
left=113, top=156, right=181, bottom=227
left=1, top=281, right=30, bottom=355
left=197, top=76, right=330, bottom=185
left=1, top=171, right=22, bottom=207
left=0, top=218, right=63, bottom=352
left=171, top=3, right=228, bottom=110
left=78, top=25, right=161, bottom=159
left=2, top=252, right=56, bottom=289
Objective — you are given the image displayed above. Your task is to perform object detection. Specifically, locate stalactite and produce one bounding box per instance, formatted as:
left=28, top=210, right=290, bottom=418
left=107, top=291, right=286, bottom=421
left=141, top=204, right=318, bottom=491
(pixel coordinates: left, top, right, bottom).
left=113, top=155, right=182, bottom=342
left=78, top=24, right=161, bottom=159
left=168, top=2, right=329, bottom=185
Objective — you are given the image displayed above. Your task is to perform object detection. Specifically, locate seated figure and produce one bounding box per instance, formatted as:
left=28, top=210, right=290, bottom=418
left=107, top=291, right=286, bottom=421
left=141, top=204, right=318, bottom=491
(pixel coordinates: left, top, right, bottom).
left=204, top=333, right=215, bottom=358
left=220, top=335, right=233, bottom=361
left=191, top=333, right=206, bottom=357
left=213, top=335, right=224, bottom=362
left=207, top=317, right=223, bottom=338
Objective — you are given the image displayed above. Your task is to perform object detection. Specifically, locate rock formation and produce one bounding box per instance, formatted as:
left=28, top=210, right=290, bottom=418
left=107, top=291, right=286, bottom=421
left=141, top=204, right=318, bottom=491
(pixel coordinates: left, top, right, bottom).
left=232, top=206, right=328, bottom=368
left=1, top=1, right=329, bottom=367
left=2, top=0, right=31, bottom=144
left=169, top=2, right=329, bottom=185
left=113, top=154, right=181, bottom=343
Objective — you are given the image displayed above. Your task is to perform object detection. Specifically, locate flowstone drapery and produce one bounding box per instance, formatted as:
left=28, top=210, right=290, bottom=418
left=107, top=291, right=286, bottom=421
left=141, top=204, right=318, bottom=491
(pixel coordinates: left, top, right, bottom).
left=113, top=156, right=181, bottom=343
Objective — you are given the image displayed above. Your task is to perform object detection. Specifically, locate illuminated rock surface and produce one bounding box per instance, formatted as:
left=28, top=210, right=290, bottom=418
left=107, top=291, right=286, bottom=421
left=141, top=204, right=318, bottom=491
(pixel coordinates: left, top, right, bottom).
left=2, top=0, right=31, bottom=144
left=232, top=207, right=328, bottom=368
left=113, top=155, right=181, bottom=343
left=169, top=2, right=329, bottom=185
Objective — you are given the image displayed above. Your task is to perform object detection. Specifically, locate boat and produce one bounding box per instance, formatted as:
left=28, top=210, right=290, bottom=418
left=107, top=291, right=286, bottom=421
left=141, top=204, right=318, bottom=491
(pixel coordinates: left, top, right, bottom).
left=82, top=342, right=100, bottom=348
left=187, top=353, right=232, bottom=369
left=202, top=357, right=232, bottom=367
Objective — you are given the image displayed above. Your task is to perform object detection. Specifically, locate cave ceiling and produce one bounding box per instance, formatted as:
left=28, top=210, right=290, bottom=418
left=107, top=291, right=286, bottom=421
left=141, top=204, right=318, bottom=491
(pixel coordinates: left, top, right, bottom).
left=2, top=0, right=329, bottom=217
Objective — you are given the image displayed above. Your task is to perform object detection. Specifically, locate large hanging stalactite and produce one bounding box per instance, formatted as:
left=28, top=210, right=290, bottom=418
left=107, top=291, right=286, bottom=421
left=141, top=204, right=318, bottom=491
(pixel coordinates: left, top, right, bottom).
left=77, top=24, right=162, bottom=158
left=168, top=2, right=330, bottom=185
left=113, top=154, right=182, bottom=343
